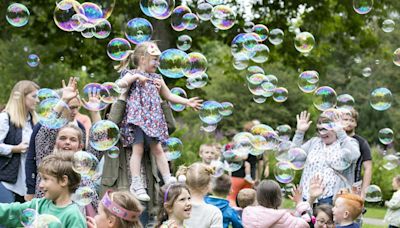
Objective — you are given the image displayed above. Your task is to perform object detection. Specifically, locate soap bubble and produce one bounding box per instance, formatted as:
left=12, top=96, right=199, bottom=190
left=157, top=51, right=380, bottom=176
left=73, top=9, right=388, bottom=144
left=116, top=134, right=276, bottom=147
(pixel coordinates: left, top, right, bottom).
left=125, top=18, right=153, bottom=44
left=219, top=102, right=234, bottom=116
left=362, top=67, right=372, bottom=77
left=313, top=86, right=337, bottom=111
left=171, top=5, right=191, bottom=31
left=158, top=49, right=189, bottom=79
left=242, top=33, right=260, bottom=51
left=294, top=32, right=315, bottom=53
left=70, top=13, right=89, bottom=32
left=36, top=98, right=70, bottom=129
left=250, top=135, right=268, bottom=151
left=274, top=161, right=295, bottom=184
left=382, top=19, right=395, bottom=33
left=201, top=123, right=218, bottom=132
left=288, top=148, right=307, bottom=170
left=81, top=24, right=95, bottom=38
left=106, top=38, right=131, bottom=61
left=251, top=124, right=274, bottom=136
left=250, top=44, right=270, bottom=63
left=81, top=83, right=109, bottom=111
left=54, top=0, right=84, bottom=32
left=378, top=128, right=394, bottom=145
left=196, top=2, right=213, bottom=21
left=182, top=13, right=199, bottom=30
left=365, top=185, right=382, bottom=203
left=89, top=120, right=120, bottom=151
left=253, top=24, right=269, bottom=42
left=223, top=160, right=243, bottom=172
left=268, top=28, right=284, bottom=45
left=34, top=214, right=62, bottom=228
left=210, top=160, right=225, bottom=177
left=382, top=154, right=398, bottom=170
left=20, top=208, right=37, bottom=227
left=106, top=146, right=119, bottom=159
left=298, top=70, right=319, bottom=93
left=88, top=0, right=116, bottom=19
left=169, top=87, right=187, bottom=112
left=81, top=2, right=103, bottom=23
left=101, top=82, right=121, bottom=104
left=72, top=151, right=94, bottom=174
left=211, top=5, right=236, bottom=30
left=6, top=3, right=30, bottom=27
left=72, top=186, right=96, bottom=206
left=140, top=0, right=153, bottom=17
left=163, top=137, right=183, bottom=161
left=93, top=19, right=112, bottom=39
left=393, top=48, right=400, bottom=66
left=187, top=73, right=208, bottom=88
left=27, top=54, right=40, bottom=67
left=233, top=53, right=250, bottom=70
left=177, top=35, right=192, bottom=51
left=370, top=87, right=392, bottom=111
left=337, top=94, right=355, bottom=109
left=247, top=66, right=264, bottom=75
left=148, top=0, right=174, bottom=20
left=247, top=73, right=267, bottom=96
left=199, top=101, right=223, bottom=125
left=273, top=87, right=288, bottom=103
left=183, top=52, right=208, bottom=77
left=276, top=125, right=292, bottom=141
left=37, top=89, right=60, bottom=101
left=261, top=130, right=280, bottom=151
left=261, top=82, right=275, bottom=97
left=353, top=0, right=373, bottom=15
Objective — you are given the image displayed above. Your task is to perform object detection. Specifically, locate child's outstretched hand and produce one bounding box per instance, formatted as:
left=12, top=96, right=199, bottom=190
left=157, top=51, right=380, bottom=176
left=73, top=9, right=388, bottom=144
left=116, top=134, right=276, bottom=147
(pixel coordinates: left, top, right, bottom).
left=86, top=216, right=97, bottom=228
left=309, top=174, right=324, bottom=199
left=187, top=97, right=203, bottom=111
left=296, top=111, right=312, bottom=133
left=61, top=77, right=78, bottom=102
left=81, top=86, right=102, bottom=110
left=289, top=184, right=303, bottom=204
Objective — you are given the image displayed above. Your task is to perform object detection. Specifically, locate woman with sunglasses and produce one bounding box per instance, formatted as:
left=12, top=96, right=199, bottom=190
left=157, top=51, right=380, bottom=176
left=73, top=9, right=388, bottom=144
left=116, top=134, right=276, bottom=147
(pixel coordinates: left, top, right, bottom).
left=292, top=109, right=360, bottom=206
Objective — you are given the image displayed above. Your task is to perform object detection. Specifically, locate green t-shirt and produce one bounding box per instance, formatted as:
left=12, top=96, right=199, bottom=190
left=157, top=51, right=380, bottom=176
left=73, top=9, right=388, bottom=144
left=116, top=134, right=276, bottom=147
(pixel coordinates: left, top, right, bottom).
left=0, top=198, right=87, bottom=228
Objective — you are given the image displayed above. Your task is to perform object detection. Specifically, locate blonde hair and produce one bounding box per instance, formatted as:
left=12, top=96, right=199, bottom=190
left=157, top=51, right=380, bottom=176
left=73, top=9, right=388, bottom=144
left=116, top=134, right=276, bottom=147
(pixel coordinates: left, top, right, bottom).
left=103, top=191, right=144, bottom=228
left=176, top=163, right=214, bottom=193
left=4, top=80, right=39, bottom=128
left=115, top=41, right=159, bottom=72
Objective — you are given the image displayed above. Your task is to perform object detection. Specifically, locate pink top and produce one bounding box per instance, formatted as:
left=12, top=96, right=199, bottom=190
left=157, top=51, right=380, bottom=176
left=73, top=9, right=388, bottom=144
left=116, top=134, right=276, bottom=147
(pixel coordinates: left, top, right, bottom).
left=242, top=205, right=309, bottom=228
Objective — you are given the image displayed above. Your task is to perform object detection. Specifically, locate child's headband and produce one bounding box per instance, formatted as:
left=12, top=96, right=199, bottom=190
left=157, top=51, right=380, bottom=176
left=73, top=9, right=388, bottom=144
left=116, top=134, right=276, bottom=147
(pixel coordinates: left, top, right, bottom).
left=101, top=190, right=141, bottom=222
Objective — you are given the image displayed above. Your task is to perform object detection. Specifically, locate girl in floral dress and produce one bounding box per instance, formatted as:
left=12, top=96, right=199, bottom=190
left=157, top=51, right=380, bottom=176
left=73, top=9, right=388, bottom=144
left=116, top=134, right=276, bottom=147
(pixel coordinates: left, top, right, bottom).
left=116, top=41, right=202, bottom=201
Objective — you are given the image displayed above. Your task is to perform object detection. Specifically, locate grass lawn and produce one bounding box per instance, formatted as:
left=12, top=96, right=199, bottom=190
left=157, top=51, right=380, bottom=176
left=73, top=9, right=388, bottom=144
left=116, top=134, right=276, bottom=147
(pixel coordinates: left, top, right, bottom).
left=364, top=206, right=386, bottom=220
left=363, top=224, right=385, bottom=228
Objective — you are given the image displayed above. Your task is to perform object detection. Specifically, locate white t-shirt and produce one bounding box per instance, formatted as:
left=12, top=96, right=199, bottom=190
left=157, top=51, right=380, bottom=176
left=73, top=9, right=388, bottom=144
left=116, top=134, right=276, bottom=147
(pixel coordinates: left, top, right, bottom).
left=184, top=202, right=223, bottom=228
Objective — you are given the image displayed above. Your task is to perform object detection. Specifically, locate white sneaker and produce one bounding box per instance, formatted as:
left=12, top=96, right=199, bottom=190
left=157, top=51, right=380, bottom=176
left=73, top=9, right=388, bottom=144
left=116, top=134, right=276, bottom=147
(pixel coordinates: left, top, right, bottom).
left=130, top=182, right=150, bottom=202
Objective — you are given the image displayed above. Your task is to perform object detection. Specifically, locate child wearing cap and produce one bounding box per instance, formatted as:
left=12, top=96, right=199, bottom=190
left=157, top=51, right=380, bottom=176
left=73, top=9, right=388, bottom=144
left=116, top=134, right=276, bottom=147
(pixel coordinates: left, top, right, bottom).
left=115, top=41, right=203, bottom=201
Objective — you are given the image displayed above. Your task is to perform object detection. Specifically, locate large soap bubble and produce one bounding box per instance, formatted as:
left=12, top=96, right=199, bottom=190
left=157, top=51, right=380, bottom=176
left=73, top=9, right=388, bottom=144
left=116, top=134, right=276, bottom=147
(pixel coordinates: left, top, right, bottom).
left=148, top=0, right=175, bottom=20
left=72, top=151, right=94, bottom=174
left=34, top=214, right=62, bottom=228
left=89, top=120, right=120, bottom=151
left=72, top=186, right=96, bottom=206
left=370, top=87, right=392, bottom=111
left=125, top=18, right=153, bottom=44
left=274, top=161, right=295, bottom=184
left=158, top=49, right=189, bottom=79
left=171, top=5, right=191, bottom=31
left=365, top=185, right=382, bottom=203
left=36, top=98, right=70, bottom=129
left=211, top=5, right=236, bottom=30
left=54, top=0, right=84, bottom=32
left=298, top=70, right=319, bottom=93
left=163, top=137, right=183, bottom=161
left=337, top=94, right=355, bottom=109
left=313, top=86, right=337, bottom=111
left=269, top=28, right=284, bottom=45
left=294, top=32, right=315, bottom=53
left=199, top=101, right=223, bottom=125
left=107, top=38, right=131, bottom=61
left=183, top=52, right=208, bottom=77
left=6, top=3, right=30, bottom=27
left=81, top=83, right=110, bottom=111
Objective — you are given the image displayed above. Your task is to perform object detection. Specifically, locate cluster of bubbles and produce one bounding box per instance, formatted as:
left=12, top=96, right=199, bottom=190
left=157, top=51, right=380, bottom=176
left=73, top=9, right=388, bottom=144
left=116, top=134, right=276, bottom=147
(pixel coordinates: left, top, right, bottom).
left=53, top=0, right=113, bottom=39
left=199, top=100, right=234, bottom=132
left=6, top=3, right=30, bottom=27
left=20, top=209, right=62, bottom=228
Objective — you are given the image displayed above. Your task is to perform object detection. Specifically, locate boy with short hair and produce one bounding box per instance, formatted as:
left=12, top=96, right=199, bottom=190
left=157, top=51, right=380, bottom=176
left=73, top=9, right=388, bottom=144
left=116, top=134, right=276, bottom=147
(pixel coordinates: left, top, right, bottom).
left=199, top=144, right=217, bottom=165
left=332, top=193, right=364, bottom=228
left=235, top=188, right=257, bottom=218
left=0, top=153, right=86, bottom=227
left=205, top=174, right=243, bottom=228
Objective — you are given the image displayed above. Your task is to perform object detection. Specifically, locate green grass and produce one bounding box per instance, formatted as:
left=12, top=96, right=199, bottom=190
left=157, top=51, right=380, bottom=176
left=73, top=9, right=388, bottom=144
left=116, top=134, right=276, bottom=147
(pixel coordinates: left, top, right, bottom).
left=364, top=206, right=386, bottom=220
left=363, top=224, right=385, bottom=228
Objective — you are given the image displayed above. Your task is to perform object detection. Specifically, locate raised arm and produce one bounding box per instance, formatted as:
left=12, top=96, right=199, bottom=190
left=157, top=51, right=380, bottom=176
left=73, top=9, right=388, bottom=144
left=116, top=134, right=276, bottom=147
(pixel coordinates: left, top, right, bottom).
left=158, top=78, right=202, bottom=110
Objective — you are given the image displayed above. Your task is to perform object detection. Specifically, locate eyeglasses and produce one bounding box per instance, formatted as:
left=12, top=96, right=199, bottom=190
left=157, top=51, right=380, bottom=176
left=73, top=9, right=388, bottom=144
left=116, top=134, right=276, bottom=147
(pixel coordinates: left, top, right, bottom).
left=316, top=220, right=334, bottom=226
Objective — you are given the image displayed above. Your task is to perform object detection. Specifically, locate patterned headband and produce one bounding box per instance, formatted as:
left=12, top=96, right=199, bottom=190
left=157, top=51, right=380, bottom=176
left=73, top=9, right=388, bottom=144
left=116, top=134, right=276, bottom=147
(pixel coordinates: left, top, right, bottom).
left=101, top=190, right=141, bottom=222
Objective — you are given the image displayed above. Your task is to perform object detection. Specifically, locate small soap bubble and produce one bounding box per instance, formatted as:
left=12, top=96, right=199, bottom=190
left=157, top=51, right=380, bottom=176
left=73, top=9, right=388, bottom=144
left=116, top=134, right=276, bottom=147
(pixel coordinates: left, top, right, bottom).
left=6, top=3, right=30, bottom=27
left=370, top=87, right=392, bottom=111
left=273, top=87, right=288, bottom=103
left=89, top=120, right=120, bottom=151
left=252, top=24, right=269, bottom=42
left=54, top=0, right=84, bottom=32
left=393, top=48, right=400, bottom=66
left=106, top=146, right=120, bottom=159
left=362, top=67, right=372, bottom=77
left=268, top=28, right=284, bottom=45
left=187, top=73, right=208, bottom=88
left=27, top=54, right=40, bottom=67
left=243, top=21, right=254, bottom=33
left=169, top=87, right=187, bottom=112
left=163, top=137, right=183, bottom=160
left=276, top=124, right=292, bottom=141
left=20, top=208, right=37, bottom=227
left=382, top=154, right=398, bottom=170
left=382, top=19, right=395, bottom=33
left=250, top=44, right=270, bottom=63
left=196, top=2, right=213, bottom=21
left=36, top=98, right=70, bottom=129
left=106, top=38, right=131, bottom=61
left=72, top=151, right=94, bottom=174
left=353, top=0, right=373, bottom=15
left=37, top=88, right=60, bottom=101
left=253, top=95, right=266, bottom=104
left=219, top=102, right=234, bottom=116
left=148, top=0, right=174, bottom=20
left=72, top=186, right=96, bottom=206
left=201, top=123, right=218, bottom=132
left=337, top=94, right=355, bottom=109
left=177, top=35, right=192, bottom=51
left=274, top=161, right=295, bottom=184
left=81, top=83, right=109, bottom=111
left=378, top=128, right=394, bottom=145
left=365, top=185, right=382, bottom=203
left=199, top=101, right=223, bottom=125
left=313, top=86, right=337, bottom=111
left=82, top=2, right=103, bottom=23
left=294, top=32, right=315, bottom=53
left=93, top=19, right=112, bottom=39
left=183, top=52, right=208, bottom=78
left=182, top=13, right=199, bottom=30
left=171, top=5, right=191, bottom=31
left=288, top=148, right=307, bottom=170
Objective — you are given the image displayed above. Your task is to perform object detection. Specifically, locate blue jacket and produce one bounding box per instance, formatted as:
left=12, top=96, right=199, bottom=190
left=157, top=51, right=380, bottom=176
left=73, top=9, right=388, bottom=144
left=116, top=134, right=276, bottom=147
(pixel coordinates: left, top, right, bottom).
left=205, top=196, right=243, bottom=228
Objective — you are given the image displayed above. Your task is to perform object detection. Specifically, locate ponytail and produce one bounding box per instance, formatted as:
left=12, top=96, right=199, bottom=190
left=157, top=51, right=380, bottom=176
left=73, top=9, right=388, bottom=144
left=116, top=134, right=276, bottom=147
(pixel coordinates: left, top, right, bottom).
left=176, top=163, right=214, bottom=193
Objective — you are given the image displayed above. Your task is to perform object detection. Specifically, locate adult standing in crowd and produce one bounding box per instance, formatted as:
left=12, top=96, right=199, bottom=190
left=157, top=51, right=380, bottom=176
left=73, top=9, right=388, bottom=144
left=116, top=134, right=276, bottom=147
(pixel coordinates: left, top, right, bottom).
left=0, top=80, right=39, bottom=205
left=293, top=110, right=360, bottom=205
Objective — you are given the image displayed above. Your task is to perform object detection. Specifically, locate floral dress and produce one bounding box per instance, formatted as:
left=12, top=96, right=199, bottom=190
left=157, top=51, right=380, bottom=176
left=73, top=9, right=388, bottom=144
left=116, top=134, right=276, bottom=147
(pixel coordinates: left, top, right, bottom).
left=120, top=69, right=169, bottom=146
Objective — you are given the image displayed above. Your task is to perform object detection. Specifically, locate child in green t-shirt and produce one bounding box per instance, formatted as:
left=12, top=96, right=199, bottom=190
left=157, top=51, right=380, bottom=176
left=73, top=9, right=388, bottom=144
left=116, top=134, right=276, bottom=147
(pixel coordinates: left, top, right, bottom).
left=0, top=153, right=86, bottom=227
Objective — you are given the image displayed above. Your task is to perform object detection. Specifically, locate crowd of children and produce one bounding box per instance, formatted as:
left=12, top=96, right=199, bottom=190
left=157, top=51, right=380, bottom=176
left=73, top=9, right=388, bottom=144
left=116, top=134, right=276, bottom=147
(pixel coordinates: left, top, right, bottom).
left=0, top=40, right=398, bottom=228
